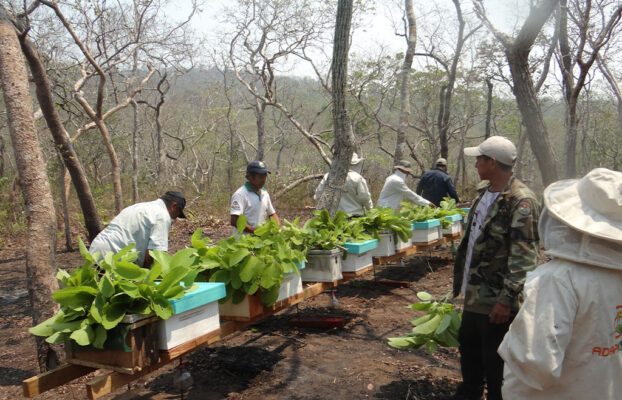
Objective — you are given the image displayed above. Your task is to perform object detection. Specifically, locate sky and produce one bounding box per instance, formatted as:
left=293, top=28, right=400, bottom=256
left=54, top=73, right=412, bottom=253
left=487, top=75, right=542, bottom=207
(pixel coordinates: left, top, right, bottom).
left=166, top=0, right=534, bottom=77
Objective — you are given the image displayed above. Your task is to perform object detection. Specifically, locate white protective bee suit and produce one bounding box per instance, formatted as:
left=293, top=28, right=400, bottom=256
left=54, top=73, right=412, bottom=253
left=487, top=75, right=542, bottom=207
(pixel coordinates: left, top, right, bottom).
left=498, top=168, right=622, bottom=400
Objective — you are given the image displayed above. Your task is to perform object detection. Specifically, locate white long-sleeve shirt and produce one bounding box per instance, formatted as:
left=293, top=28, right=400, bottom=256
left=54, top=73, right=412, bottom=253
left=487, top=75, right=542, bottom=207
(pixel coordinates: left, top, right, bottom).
left=314, top=170, right=373, bottom=216
left=377, top=170, right=431, bottom=210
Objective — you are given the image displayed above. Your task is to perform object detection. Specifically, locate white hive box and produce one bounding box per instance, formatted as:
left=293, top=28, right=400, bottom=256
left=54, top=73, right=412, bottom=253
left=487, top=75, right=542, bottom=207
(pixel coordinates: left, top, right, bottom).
left=158, top=282, right=226, bottom=350
left=302, top=248, right=343, bottom=282
left=342, top=239, right=378, bottom=272
left=411, top=219, right=442, bottom=244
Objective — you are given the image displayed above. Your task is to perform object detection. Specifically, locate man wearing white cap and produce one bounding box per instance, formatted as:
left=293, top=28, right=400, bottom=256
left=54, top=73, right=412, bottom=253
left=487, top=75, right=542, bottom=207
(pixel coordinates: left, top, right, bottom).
left=416, top=157, right=460, bottom=206
left=499, top=168, right=622, bottom=400
left=314, top=152, right=373, bottom=216
left=377, top=160, right=433, bottom=210
left=448, top=136, right=540, bottom=400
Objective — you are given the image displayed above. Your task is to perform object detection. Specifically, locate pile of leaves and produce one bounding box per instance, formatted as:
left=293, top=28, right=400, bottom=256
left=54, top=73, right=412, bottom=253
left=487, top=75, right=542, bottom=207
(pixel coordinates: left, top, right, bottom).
left=388, top=291, right=461, bottom=354
left=191, top=216, right=306, bottom=307
left=353, top=207, right=413, bottom=243
left=301, top=209, right=372, bottom=250
left=400, top=198, right=466, bottom=228
left=29, top=240, right=198, bottom=348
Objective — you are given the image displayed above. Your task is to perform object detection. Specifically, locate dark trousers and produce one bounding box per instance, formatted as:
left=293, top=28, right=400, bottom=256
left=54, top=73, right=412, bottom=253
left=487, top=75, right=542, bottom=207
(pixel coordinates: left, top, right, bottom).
left=457, top=310, right=512, bottom=400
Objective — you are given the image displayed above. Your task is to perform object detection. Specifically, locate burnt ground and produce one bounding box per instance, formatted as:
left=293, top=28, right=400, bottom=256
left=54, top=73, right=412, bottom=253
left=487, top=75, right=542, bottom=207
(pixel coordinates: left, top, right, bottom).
left=0, top=211, right=463, bottom=400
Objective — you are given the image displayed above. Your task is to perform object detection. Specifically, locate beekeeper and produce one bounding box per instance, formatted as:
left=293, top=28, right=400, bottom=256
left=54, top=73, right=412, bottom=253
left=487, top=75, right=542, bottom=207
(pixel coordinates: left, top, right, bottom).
left=498, top=168, right=622, bottom=400
left=377, top=160, right=433, bottom=210
left=314, top=152, right=373, bottom=217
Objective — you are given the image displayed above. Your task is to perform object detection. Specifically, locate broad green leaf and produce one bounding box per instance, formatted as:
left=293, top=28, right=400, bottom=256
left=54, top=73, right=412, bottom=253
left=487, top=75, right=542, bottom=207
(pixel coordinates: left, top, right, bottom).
left=78, top=238, right=93, bottom=262
left=411, top=314, right=434, bottom=326
left=118, top=282, right=140, bottom=298
left=46, top=331, right=70, bottom=344
left=209, top=269, right=231, bottom=284
left=89, top=293, right=105, bottom=323
left=417, top=292, right=433, bottom=301
left=29, top=314, right=61, bottom=337
left=146, top=260, right=162, bottom=282
left=163, top=285, right=184, bottom=299
left=104, top=252, right=114, bottom=269
left=236, top=214, right=247, bottom=234
left=101, top=303, right=126, bottom=330
left=425, top=340, right=438, bottom=354
left=157, top=266, right=190, bottom=294
left=55, top=269, right=70, bottom=282
left=246, top=281, right=259, bottom=295
left=181, top=269, right=199, bottom=287
left=436, top=314, right=452, bottom=335
left=230, top=271, right=242, bottom=289
left=410, top=302, right=432, bottom=311
left=191, top=229, right=207, bottom=249
left=70, top=325, right=95, bottom=346
left=231, top=289, right=247, bottom=304
left=412, top=314, right=442, bottom=335
left=151, top=293, right=174, bottom=319
left=260, top=263, right=280, bottom=289
left=239, top=256, right=262, bottom=283
left=150, top=250, right=172, bottom=275
left=113, top=243, right=136, bottom=261
left=261, top=285, right=280, bottom=307
left=170, top=248, right=198, bottom=269
left=229, top=248, right=250, bottom=267
left=99, top=274, right=115, bottom=298
left=52, top=286, right=98, bottom=308
left=113, top=261, right=149, bottom=281
left=93, top=325, right=107, bottom=349
left=51, top=319, right=83, bottom=333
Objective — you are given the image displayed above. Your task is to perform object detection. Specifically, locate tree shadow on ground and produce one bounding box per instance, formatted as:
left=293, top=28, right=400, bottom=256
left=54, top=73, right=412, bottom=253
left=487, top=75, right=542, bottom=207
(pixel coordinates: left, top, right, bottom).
left=0, top=366, right=35, bottom=386
left=375, top=377, right=458, bottom=399
left=140, top=344, right=286, bottom=399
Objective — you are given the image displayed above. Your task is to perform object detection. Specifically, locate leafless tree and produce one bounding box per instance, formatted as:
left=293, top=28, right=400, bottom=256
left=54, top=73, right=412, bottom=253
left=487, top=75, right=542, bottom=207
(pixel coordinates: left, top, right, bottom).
left=557, top=0, right=622, bottom=177
left=474, top=0, right=560, bottom=186
left=316, top=0, right=355, bottom=215
left=0, top=8, right=61, bottom=371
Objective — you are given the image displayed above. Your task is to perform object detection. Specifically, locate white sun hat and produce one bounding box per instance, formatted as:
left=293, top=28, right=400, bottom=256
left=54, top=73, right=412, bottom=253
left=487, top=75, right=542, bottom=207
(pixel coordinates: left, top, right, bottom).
left=544, top=168, right=622, bottom=243
left=464, top=136, right=517, bottom=166
left=350, top=152, right=364, bottom=165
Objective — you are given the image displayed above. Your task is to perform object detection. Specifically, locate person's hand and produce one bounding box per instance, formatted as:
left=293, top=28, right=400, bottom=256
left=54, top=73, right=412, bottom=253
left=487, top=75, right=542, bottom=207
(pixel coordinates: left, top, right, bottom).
left=489, top=302, right=511, bottom=324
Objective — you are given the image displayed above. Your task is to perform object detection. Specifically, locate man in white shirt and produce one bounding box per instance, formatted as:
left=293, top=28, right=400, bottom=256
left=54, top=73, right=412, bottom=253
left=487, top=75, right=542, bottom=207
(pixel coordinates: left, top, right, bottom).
left=89, top=191, right=186, bottom=267
left=230, top=160, right=280, bottom=234
left=314, top=152, right=373, bottom=216
left=377, top=160, right=433, bottom=210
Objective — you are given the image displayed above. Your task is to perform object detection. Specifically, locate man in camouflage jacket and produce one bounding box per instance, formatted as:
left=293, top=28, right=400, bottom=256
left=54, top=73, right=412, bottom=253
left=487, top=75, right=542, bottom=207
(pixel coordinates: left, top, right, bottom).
left=448, top=136, right=540, bottom=400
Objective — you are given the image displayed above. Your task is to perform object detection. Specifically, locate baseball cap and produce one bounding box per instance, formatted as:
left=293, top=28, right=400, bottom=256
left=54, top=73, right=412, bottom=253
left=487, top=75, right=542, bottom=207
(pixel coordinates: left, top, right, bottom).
left=463, top=136, right=517, bottom=166
left=247, top=160, right=271, bottom=174
left=394, top=160, right=414, bottom=175
left=435, top=158, right=447, bottom=166
left=161, top=191, right=186, bottom=218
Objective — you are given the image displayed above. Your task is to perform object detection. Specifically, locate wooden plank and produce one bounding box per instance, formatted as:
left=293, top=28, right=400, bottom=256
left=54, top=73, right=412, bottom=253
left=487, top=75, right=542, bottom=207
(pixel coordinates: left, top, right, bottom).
left=22, top=363, right=95, bottom=398
left=160, top=328, right=221, bottom=361
left=342, top=264, right=373, bottom=279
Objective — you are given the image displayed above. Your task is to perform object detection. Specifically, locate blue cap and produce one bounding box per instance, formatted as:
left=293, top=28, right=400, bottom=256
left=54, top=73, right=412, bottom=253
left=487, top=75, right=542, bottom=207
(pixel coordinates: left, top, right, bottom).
left=247, top=160, right=270, bottom=174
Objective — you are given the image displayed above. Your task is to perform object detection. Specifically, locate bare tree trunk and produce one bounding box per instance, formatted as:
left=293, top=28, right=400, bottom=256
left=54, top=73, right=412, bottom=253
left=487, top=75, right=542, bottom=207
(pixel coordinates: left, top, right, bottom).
left=0, top=13, right=61, bottom=371
left=18, top=33, right=103, bottom=241
left=254, top=98, right=266, bottom=161
left=475, top=0, right=560, bottom=186
left=56, top=152, right=72, bottom=250
left=437, top=0, right=466, bottom=159
left=131, top=100, right=139, bottom=203
left=316, top=0, right=354, bottom=215
left=0, top=135, right=5, bottom=176
left=394, top=0, right=416, bottom=164
left=485, top=78, right=493, bottom=139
